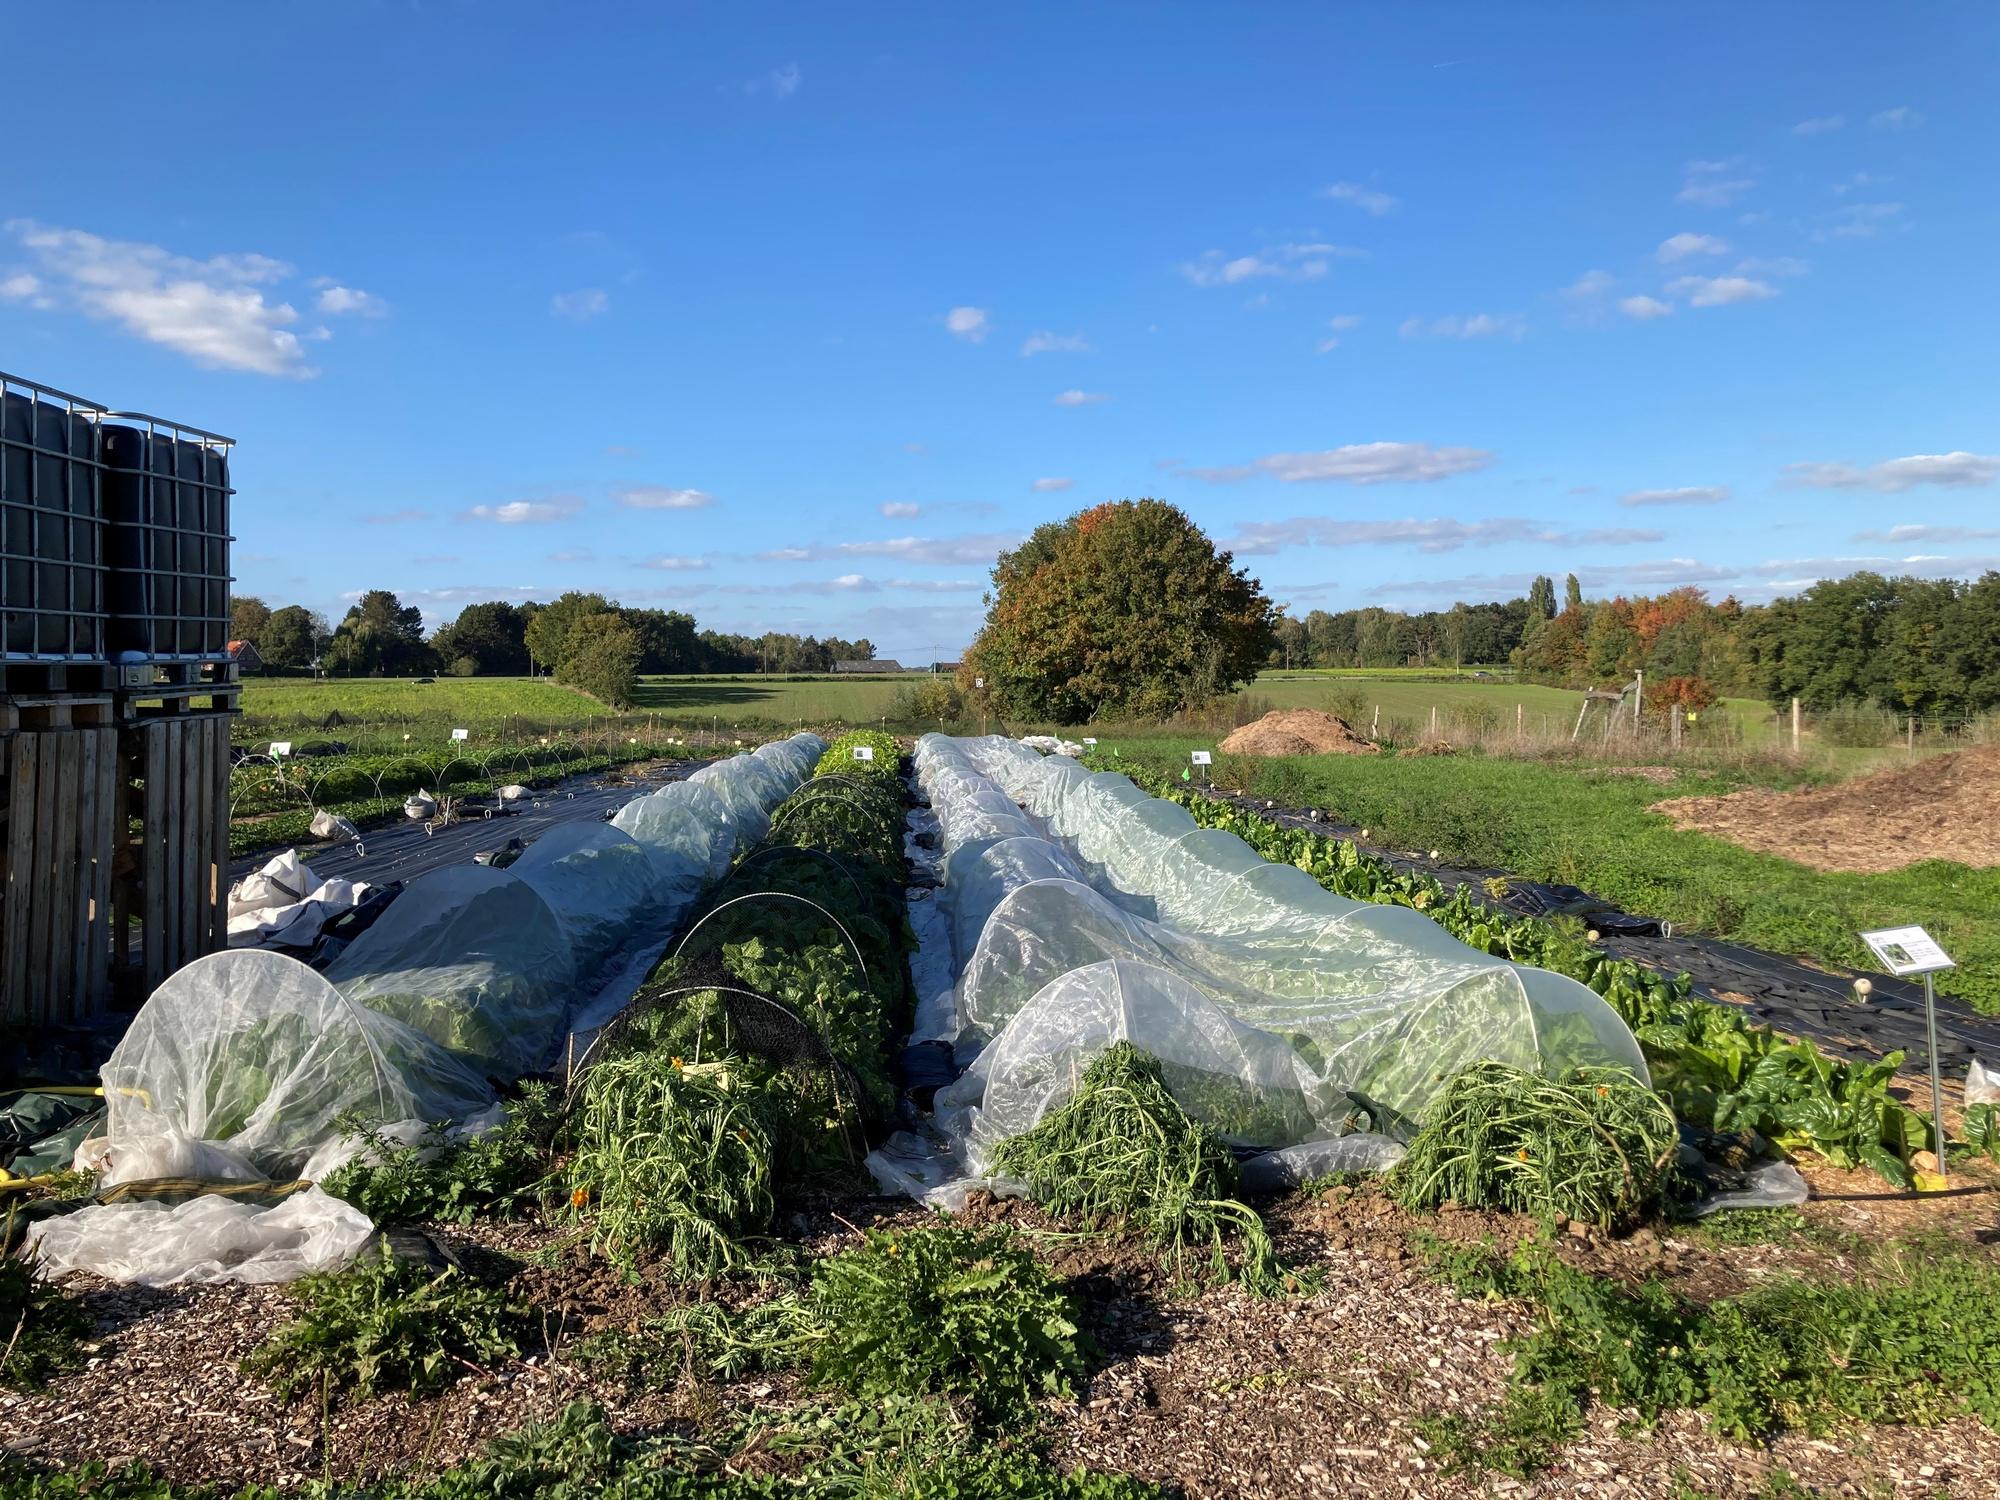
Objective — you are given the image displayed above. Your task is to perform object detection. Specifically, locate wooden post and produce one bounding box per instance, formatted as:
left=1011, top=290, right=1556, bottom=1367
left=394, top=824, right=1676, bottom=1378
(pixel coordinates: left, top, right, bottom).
left=1671, top=704, right=1683, bottom=751
left=1633, top=670, right=1643, bottom=728
left=1429, top=704, right=1438, bottom=740
left=1791, top=696, right=1801, bottom=752
left=1572, top=701, right=1589, bottom=742
left=1516, top=702, right=1524, bottom=739
left=1908, top=714, right=1916, bottom=755
left=1371, top=704, right=1379, bottom=737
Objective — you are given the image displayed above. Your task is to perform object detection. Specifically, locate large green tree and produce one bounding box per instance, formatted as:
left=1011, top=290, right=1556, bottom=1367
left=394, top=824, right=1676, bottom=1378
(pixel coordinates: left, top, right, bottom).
left=558, top=613, right=642, bottom=708
left=523, top=591, right=614, bottom=675
left=431, top=600, right=532, bottom=676
left=259, top=604, right=325, bottom=669
left=963, top=499, right=1277, bottom=721
left=324, top=590, right=434, bottom=676
left=229, top=594, right=272, bottom=644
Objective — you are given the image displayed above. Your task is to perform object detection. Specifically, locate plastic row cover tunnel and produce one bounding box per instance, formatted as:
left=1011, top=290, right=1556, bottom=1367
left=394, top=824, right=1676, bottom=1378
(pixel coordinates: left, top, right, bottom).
left=86, top=734, right=825, bottom=1193
left=869, top=737, right=1647, bottom=1204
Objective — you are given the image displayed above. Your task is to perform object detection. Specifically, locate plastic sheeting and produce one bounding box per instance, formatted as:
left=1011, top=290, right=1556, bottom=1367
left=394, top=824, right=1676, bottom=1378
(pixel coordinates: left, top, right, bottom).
left=54, top=736, right=825, bottom=1286
left=869, top=735, right=1650, bottom=1206
left=25, top=1188, right=376, bottom=1287
left=91, top=949, right=494, bottom=1187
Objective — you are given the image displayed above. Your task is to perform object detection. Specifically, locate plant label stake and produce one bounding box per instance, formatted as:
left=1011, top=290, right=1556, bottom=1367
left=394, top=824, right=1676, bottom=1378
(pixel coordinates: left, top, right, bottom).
left=269, top=740, right=293, bottom=759
left=1861, top=924, right=1957, bottom=1186
left=851, top=745, right=874, bottom=762
left=452, top=727, right=469, bottom=742
left=1190, top=749, right=1212, bottom=787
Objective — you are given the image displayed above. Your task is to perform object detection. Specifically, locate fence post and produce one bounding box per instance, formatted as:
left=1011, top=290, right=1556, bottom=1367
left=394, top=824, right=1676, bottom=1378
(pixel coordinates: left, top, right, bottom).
left=1429, top=704, right=1438, bottom=741
left=1791, top=697, right=1801, bottom=753
left=1371, top=704, right=1380, bottom=737
left=1634, top=669, right=1643, bottom=727
left=1908, top=714, right=1916, bottom=755
left=1671, top=704, right=1682, bottom=752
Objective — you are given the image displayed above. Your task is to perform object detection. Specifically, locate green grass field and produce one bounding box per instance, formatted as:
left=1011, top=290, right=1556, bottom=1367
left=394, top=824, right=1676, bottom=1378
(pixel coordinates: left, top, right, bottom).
left=630, top=673, right=916, bottom=724
left=1103, top=735, right=2000, bottom=1014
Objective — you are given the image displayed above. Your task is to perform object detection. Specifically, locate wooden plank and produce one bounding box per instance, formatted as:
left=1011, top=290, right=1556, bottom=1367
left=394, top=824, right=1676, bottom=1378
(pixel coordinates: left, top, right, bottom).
left=142, top=721, right=168, bottom=992
left=112, top=731, right=134, bottom=977
left=175, top=718, right=197, bottom=972
left=29, top=728, right=60, bottom=1026
left=193, top=716, right=213, bottom=956
left=1, top=734, right=35, bottom=1021
left=49, top=732, right=80, bottom=1022
left=208, top=715, right=229, bottom=954
left=85, top=727, right=117, bottom=1013
left=164, top=719, right=185, bottom=980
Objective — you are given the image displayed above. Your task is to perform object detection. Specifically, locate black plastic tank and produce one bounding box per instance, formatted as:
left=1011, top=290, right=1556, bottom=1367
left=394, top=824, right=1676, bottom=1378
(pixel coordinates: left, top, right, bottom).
left=101, top=420, right=233, bottom=660
left=0, top=379, right=105, bottom=660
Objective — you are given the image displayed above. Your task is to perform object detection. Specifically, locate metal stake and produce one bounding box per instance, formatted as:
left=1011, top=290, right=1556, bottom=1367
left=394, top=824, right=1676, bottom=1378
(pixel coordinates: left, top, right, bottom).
left=1924, top=970, right=1946, bottom=1187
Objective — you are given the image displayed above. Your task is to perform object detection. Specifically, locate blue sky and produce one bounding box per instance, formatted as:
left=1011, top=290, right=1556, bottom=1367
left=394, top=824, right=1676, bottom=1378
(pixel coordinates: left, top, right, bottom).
left=4, top=2, right=1996, bottom=660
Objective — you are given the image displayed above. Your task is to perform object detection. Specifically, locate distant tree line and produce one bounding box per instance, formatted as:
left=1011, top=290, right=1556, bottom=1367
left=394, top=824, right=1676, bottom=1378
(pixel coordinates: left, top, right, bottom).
left=1273, top=568, right=2000, bottom=717
left=227, top=589, right=876, bottom=711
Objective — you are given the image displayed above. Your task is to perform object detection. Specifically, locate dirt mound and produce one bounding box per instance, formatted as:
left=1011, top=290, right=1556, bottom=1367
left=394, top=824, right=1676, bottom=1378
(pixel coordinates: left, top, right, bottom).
left=1219, top=709, right=1380, bottom=758
left=1654, top=743, right=2000, bottom=873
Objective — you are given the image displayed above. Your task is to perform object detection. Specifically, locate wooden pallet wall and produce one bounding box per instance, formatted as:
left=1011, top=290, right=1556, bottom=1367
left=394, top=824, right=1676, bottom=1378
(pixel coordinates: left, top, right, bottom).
left=1, top=725, right=119, bottom=1023
left=1, top=711, right=231, bottom=1022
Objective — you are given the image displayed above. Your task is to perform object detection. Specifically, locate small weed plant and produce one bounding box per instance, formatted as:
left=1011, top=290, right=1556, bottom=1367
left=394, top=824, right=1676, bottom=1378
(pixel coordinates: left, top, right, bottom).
left=0, top=1253, right=91, bottom=1389
left=809, top=1224, right=1087, bottom=1427
left=245, top=1243, right=525, bottom=1401
left=1414, top=1229, right=2000, bottom=1476
left=323, top=1083, right=556, bottom=1225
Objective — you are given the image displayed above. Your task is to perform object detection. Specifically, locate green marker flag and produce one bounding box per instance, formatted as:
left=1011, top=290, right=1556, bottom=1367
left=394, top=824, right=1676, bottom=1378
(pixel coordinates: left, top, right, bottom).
left=1181, top=766, right=1191, bottom=781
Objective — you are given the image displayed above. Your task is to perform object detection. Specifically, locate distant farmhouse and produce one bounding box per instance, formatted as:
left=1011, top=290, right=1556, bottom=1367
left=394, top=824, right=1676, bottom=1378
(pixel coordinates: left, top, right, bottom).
left=227, top=639, right=264, bottom=672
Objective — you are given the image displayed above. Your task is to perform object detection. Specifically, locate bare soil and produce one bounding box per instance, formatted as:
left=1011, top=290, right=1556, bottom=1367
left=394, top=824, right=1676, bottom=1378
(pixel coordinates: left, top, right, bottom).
left=1220, top=710, right=1380, bottom=758
left=1653, top=743, right=2000, bottom=873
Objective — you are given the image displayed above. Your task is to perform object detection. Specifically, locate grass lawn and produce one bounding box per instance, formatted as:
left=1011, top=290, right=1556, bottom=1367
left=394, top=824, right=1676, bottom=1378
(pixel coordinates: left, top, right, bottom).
left=239, top=675, right=608, bottom=735
left=1101, top=735, right=2000, bottom=1014
left=630, top=673, right=916, bottom=724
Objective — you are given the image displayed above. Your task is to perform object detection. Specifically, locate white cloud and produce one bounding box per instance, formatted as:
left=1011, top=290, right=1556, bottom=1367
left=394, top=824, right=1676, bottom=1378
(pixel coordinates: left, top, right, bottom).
left=0, top=272, right=51, bottom=308
left=1399, top=312, right=1528, bottom=340
left=1734, top=256, right=1810, bottom=278
left=1668, top=274, right=1777, bottom=307
left=748, top=62, right=801, bottom=97
left=1823, top=201, right=1905, bottom=239
left=756, top=532, right=1023, bottom=566
left=881, top=501, right=921, bottom=517
left=943, top=305, right=990, bottom=342
left=1020, top=330, right=1089, bottom=356
left=1180, top=242, right=1361, bottom=287
left=1621, top=485, right=1731, bottom=507
left=1367, top=558, right=1740, bottom=599
left=551, top=287, right=609, bottom=320
left=1853, top=524, right=2000, bottom=543
left=5, top=219, right=316, bottom=377
left=1053, top=389, right=1108, bottom=406
left=1871, top=106, right=1922, bottom=130
left=1619, top=295, right=1674, bottom=320
left=547, top=548, right=596, bottom=563
left=1657, top=232, right=1729, bottom=263
left=1786, top=452, right=2000, bottom=492
left=314, top=283, right=387, bottom=317
left=1319, top=180, right=1398, bottom=215
left=1316, top=313, right=1364, bottom=352
left=1186, top=441, right=1495, bottom=486
left=614, top=485, right=714, bottom=510
left=1792, top=115, right=1846, bottom=136
left=1832, top=170, right=1892, bottom=195
left=1229, top=516, right=1668, bottom=558
left=459, top=496, right=585, bottom=525
left=1031, top=477, right=1073, bottom=492
left=636, top=554, right=709, bottom=570
left=1561, top=269, right=1616, bottom=299
left=1677, top=159, right=1755, bottom=208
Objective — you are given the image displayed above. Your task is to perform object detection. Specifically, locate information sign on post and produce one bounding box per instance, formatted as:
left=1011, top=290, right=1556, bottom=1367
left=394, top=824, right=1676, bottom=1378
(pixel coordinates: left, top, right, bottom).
left=851, top=745, right=875, bottom=762
left=1861, top=925, right=1956, bottom=1186
left=1190, top=749, right=1212, bottom=787
left=451, top=727, right=470, bottom=742
left=269, top=741, right=293, bottom=759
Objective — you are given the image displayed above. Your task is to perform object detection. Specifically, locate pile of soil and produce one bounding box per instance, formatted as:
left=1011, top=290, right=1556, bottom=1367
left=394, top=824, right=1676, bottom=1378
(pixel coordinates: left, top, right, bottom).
left=1654, top=743, right=2000, bottom=873
left=1219, top=710, right=1380, bottom=758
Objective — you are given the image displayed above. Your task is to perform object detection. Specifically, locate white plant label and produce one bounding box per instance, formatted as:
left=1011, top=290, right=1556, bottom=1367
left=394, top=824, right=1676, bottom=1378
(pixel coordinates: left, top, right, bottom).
left=1860, top=925, right=1955, bottom=976
left=1083, top=737, right=1098, bottom=746
left=451, top=727, right=470, bottom=742
left=852, top=745, right=875, bottom=762
left=1190, top=750, right=1212, bottom=766
left=975, top=677, right=986, bottom=689
left=269, top=741, right=293, bottom=758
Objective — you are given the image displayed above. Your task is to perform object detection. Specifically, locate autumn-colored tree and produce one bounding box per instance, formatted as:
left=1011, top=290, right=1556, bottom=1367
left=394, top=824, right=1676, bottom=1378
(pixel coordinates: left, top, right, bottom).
left=963, top=499, right=1277, bottom=722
